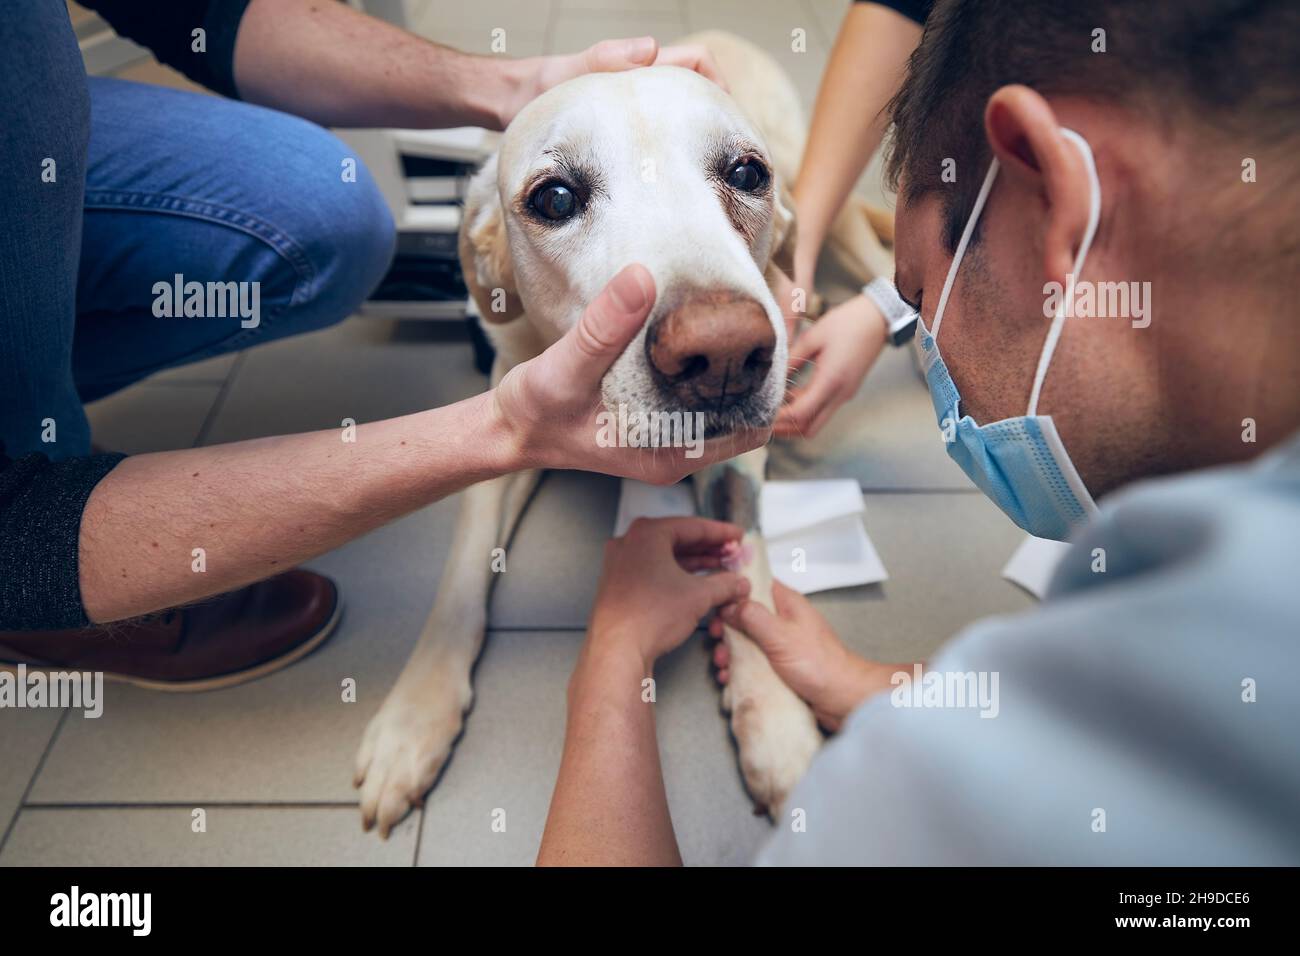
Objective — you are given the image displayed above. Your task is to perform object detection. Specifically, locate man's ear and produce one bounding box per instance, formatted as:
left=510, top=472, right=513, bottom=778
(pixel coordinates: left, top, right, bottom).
left=459, top=153, right=524, bottom=325
left=984, top=85, right=1095, bottom=289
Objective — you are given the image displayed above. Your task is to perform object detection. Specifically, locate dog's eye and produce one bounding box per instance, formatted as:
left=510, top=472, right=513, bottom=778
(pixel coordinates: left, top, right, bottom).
left=725, top=159, right=767, bottom=192
left=530, top=183, right=578, bottom=222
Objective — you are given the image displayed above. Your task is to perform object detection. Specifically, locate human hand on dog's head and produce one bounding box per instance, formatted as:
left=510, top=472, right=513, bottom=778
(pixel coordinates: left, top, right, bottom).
left=583, top=516, right=750, bottom=672
left=493, top=264, right=772, bottom=483
left=495, top=37, right=726, bottom=129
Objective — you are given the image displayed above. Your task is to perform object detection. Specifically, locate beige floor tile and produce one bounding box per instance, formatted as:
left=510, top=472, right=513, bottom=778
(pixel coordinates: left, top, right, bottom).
left=488, top=470, right=620, bottom=630
left=802, top=0, right=854, bottom=46
left=416, top=628, right=579, bottom=865
left=85, top=383, right=221, bottom=454
left=682, top=0, right=831, bottom=112
left=0, top=710, right=64, bottom=850
left=560, top=0, right=680, bottom=12
left=199, top=317, right=487, bottom=445
left=146, top=352, right=239, bottom=385
left=409, top=0, right=555, bottom=37
left=547, top=10, right=687, bottom=55
left=431, top=27, right=547, bottom=57
left=0, top=806, right=417, bottom=866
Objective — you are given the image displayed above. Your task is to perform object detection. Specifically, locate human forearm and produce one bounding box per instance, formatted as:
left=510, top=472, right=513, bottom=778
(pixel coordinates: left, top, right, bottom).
left=537, top=639, right=681, bottom=866
left=816, top=653, right=906, bottom=732
left=78, top=391, right=516, bottom=623
left=792, top=3, right=921, bottom=279
left=233, top=0, right=525, bottom=129
left=78, top=264, right=757, bottom=626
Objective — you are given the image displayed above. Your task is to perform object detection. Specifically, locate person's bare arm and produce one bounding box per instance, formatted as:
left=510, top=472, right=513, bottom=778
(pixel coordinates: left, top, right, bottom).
left=79, top=394, right=505, bottom=623
left=538, top=642, right=681, bottom=866
left=232, top=0, right=723, bottom=131
left=78, top=266, right=765, bottom=624
left=772, top=4, right=922, bottom=439
left=537, top=518, right=749, bottom=866
left=791, top=2, right=922, bottom=284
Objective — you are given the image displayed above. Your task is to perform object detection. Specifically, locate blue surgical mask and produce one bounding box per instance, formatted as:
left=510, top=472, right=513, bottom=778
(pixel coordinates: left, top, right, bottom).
left=915, top=128, right=1101, bottom=541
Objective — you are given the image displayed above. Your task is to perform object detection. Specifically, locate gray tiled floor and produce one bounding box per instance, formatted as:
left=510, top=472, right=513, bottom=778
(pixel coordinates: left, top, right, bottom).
left=2, top=0, right=1036, bottom=866
left=1, top=807, right=418, bottom=867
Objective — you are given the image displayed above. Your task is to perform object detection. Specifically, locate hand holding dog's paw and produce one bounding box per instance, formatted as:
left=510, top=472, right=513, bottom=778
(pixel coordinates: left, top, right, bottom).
left=715, top=581, right=893, bottom=732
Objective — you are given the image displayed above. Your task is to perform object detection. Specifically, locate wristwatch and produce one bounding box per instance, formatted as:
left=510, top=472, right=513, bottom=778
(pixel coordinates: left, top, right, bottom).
left=861, top=276, right=918, bottom=347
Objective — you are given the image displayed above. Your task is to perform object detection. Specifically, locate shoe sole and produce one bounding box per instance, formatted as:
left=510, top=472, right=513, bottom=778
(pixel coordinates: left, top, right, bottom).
left=0, top=596, right=343, bottom=694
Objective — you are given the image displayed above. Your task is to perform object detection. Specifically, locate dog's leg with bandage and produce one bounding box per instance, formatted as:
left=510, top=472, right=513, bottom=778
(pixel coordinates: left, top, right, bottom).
left=695, top=448, right=823, bottom=816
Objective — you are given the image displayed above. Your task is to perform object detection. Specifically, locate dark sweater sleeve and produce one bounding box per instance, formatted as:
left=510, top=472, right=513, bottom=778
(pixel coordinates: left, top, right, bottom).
left=79, top=0, right=253, bottom=99
left=856, top=0, right=933, bottom=24
left=0, top=449, right=126, bottom=631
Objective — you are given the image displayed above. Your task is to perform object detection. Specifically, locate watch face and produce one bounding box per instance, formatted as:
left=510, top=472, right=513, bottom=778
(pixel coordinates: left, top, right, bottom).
left=890, top=314, right=919, bottom=347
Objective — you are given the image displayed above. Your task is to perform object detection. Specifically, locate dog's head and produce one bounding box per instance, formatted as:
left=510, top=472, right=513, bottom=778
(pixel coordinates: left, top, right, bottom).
left=461, top=65, right=794, bottom=438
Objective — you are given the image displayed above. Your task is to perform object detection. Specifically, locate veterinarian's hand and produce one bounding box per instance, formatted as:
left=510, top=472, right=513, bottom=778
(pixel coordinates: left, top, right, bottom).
left=775, top=293, right=886, bottom=439
left=587, top=517, right=750, bottom=667
left=499, top=37, right=726, bottom=127
left=494, top=264, right=770, bottom=483
left=710, top=580, right=894, bottom=731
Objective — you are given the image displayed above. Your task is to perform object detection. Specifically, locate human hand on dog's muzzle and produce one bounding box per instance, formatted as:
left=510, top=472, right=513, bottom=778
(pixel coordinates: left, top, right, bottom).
left=491, top=264, right=771, bottom=484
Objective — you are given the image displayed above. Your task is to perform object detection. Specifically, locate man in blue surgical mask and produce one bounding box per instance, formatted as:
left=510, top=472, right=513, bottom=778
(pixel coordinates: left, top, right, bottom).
left=536, top=0, right=1300, bottom=865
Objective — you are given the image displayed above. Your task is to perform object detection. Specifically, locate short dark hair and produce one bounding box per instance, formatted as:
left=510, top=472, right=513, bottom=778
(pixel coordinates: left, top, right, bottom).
left=885, top=0, right=1300, bottom=251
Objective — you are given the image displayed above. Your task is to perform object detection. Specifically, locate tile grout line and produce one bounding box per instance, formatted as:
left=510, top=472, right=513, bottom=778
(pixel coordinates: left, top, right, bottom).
left=412, top=805, right=426, bottom=867
left=192, top=351, right=248, bottom=448
left=0, top=709, right=70, bottom=857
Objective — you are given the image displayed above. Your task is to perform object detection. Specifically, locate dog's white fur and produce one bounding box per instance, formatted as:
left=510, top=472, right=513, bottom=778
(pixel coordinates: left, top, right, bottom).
left=355, top=32, right=887, bottom=838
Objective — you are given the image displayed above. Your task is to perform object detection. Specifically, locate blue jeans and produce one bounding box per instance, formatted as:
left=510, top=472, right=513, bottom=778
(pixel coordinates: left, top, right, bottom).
left=0, top=0, right=396, bottom=460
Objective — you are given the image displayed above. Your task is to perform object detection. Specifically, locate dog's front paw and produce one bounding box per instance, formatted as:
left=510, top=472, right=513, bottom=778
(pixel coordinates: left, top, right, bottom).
left=353, top=672, right=471, bottom=838
left=730, top=684, right=822, bottom=817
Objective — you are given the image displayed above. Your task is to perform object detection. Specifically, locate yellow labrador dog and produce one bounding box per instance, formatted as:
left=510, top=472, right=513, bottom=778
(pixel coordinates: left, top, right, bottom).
left=355, top=32, right=891, bottom=837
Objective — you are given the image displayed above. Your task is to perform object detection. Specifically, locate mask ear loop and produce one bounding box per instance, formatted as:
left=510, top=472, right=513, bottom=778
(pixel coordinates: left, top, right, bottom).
left=1026, top=128, right=1102, bottom=416
left=930, top=157, right=1000, bottom=342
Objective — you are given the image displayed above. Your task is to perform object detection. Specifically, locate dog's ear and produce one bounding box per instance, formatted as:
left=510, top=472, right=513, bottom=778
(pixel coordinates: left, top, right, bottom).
left=459, top=154, right=524, bottom=325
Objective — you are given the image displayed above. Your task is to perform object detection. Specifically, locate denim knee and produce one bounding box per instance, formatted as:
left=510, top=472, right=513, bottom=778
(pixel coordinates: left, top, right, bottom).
left=277, top=123, right=397, bottom=332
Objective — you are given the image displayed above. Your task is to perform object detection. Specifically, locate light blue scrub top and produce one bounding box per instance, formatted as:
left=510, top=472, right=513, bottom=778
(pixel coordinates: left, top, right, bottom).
left=759, top=433, right=1300, bottom=865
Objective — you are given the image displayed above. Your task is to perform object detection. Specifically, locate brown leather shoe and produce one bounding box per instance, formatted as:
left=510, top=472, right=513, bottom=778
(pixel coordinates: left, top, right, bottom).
left=0, top=570, right=341, bottom=692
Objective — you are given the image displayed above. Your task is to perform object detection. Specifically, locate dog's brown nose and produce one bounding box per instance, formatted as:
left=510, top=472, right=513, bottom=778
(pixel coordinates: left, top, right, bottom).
left=646, top=291, right=776, bottom=407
